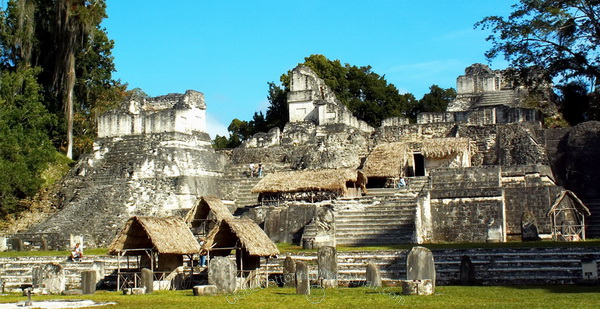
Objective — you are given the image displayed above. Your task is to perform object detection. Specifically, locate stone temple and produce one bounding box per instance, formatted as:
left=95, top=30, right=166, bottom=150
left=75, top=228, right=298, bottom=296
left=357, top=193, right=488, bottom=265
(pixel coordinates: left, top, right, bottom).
left=27, top=63, right=600, bottom=248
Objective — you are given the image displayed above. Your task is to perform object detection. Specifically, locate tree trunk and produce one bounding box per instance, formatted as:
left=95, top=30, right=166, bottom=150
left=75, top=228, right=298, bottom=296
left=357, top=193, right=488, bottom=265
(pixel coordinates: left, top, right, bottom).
left=65, top=51, right=75, bottom=159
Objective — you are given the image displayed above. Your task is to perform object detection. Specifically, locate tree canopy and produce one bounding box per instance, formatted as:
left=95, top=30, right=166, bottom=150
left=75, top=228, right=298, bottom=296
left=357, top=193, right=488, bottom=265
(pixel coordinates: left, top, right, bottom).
left=213, top=55, right=455, bottom=148
left=476, top=0, right=600, bottom=124
left=0, top=0, right=125, bottom=215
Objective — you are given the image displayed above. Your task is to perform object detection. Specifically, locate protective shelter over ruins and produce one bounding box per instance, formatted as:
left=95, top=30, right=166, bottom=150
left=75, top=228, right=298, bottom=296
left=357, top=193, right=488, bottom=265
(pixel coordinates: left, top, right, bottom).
left=203, top=217, right=279, bottom=288
left=362, top=139, right=471, bottom=186
left=252, top=169, right=367, bottom=204
left=547, top=190, right=591, bottom=241
left=108, top=216, right=201, bottom=272
left=184, top=196, right=234, bottom=236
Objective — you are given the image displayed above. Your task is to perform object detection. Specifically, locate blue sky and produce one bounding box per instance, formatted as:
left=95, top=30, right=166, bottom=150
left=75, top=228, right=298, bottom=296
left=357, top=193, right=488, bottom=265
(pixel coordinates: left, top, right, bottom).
left=103, top=0, right=518, bottom=138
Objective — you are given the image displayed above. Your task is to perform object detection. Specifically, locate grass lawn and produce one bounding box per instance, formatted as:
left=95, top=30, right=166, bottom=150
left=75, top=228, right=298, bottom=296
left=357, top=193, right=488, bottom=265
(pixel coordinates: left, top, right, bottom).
left=276, top=240, right=600, bottom=253
left=1, top=286, right=599, bottom=309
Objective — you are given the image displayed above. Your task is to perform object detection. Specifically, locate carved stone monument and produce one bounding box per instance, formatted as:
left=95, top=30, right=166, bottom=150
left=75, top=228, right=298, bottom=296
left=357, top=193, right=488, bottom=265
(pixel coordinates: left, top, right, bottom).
left=208, top=256, right=236, bottom=293
left=141, top=268, right=153, bottom=294
left=81, top=271, right=97, bottom=295
left=193, top=285, right=218, bottom=296
left=365, top=263, right=382, bottom=287
left=295, top=261, right=310, bottom=295
left=32, top=263, right=65, bottom=294
left=459, top=255, right=475, bottom=285
left=317, top=246, right=337, bottom=288
left=521, top=212, right=541, bottom=241
left=283, top=255, right=296, bottom=287
left=405, top=246, right=436, bottom=295
left=581, top=255, right=599, bottom=284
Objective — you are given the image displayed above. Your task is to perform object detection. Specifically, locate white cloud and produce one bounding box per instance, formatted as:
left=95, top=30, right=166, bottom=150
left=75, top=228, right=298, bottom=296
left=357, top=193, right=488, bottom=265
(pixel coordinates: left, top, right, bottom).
left=205, top=112, right=229, bottom=139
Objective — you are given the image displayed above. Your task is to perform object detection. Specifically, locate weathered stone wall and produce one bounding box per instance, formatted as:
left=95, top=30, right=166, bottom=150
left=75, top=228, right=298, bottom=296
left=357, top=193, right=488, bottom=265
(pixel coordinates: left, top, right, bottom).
left=98, top=90, right=206, bottom=138
left=456, top=64, right=504, bottom=94
left=253, top=204, right=317, bottom=244
left=547, top=121, right=600, bottom=199
left=287, top=65, right=373, bottom=133
left=418, top=107, right=540, bottom=125
left=236, top=123, right=370, bottom=170
left=29, top=132, right=226, bottom=247
left=429, top=167, right=503, bottom=242
left=497, top=123, right=548, bottom=165
left=427, top=165, right=558, bottom=242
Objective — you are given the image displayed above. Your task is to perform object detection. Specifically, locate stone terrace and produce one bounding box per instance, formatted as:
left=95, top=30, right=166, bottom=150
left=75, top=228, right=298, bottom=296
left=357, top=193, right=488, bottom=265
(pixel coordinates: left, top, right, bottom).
left=261, top=246, right=600, bottom=286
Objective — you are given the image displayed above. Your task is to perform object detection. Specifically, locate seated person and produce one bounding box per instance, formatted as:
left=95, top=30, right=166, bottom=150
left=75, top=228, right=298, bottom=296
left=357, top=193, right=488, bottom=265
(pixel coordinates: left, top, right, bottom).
left=397, top=177, right=406, bottom=188
left=70, top=243, right=83, bottom=261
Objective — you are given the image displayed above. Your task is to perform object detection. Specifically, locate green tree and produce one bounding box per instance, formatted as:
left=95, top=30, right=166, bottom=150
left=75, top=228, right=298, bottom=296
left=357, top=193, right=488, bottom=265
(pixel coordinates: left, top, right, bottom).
left=302, top=54, right=417, bottom=126
left=476, top=0, right=600, bottom=89
left=264, top=81, right=289, bottom=131
left=409, top=85, right=457, bottom=118
left=0, top=67, right=56, bottom=215
left=1, top=0, right=123, bottom=158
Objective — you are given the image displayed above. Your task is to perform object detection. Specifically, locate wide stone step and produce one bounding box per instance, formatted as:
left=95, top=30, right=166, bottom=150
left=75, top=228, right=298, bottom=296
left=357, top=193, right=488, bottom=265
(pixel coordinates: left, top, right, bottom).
left=335, top=219, right=415, bottom=226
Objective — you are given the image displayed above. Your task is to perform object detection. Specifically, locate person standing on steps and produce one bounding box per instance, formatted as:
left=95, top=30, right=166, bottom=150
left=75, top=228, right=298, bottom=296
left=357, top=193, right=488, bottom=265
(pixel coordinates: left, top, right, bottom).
left=249, top=163, right=256, bottom=177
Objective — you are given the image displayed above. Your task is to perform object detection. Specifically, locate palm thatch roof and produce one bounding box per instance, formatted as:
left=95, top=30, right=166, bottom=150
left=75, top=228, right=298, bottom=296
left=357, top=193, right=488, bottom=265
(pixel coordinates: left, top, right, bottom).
left=251, top=168, right=362, bottom=195
left=362, top=138, right=470, bottom=177
left=204, top=218, right=279, bottom=257
left=362, top=142, right=408, bottom=178
left=184, top=195, right=234, bottom=225
left=108, top=216, right=201, bottom=255
left=547, top=190, right=591, bottom=216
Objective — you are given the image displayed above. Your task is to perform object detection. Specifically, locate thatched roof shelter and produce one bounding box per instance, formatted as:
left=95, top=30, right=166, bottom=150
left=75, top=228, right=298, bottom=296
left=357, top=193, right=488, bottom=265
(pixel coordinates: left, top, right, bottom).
left=362, top=138, right=470, bottom=177
left=251, top=168, right=364, bottom=195
left=547, top=190, right=591, bottom=217
left=184, top=195, right=234, bottom=225
left=204, top=218, right=279, bottom=257
left=108, top=216, right=201, bottom=256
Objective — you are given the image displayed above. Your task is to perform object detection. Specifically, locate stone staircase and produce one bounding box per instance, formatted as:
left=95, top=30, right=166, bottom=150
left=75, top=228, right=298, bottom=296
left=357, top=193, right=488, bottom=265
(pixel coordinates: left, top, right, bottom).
left=302, top=177, right=429, bottom=246
left=0, top=255, right=133, bottom=292
left=261, top=247, right=600, bottom=286
left=221, top=164, right=262, bottom=207
left=584, top=199, right=600, bottom=239
left=333, top=194, right=418, bottom=246
left=475, top=90, right=518, bottom=108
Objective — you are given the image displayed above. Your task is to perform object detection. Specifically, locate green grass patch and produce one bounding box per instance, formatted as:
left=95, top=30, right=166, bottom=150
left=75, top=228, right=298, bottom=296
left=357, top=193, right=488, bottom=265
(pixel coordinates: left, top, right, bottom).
left=0, top=286, right=599, bottom=308
left=276, top=240, right=600, bottom=254
left=0, top=248, right=107, bottom=258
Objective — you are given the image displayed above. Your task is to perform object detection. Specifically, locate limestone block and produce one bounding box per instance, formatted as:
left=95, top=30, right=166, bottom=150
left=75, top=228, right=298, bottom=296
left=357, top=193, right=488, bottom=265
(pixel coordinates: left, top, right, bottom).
left=62, top=289, right=83, bottom=295
left=123, top=287, right=146, bottom=295
left=193, top=285, right=218, bottom=296
left=401, top=279, right=434, bottom=296
left=320, top=279, right=337, bottom=288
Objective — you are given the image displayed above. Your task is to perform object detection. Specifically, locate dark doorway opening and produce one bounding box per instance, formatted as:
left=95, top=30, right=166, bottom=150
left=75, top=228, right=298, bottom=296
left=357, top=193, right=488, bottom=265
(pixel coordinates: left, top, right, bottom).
left=414, top=153, right=425, bottom=176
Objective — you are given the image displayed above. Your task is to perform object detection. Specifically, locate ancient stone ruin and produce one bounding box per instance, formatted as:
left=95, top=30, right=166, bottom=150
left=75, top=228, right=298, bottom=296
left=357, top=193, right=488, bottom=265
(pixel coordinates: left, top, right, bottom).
left=21, top=63, right=600, bottom=250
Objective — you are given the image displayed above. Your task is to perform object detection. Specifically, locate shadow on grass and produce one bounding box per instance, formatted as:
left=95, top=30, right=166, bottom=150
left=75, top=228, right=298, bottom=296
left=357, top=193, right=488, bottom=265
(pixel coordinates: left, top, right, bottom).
left=501, top=285, right=600, bottom=294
